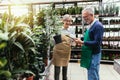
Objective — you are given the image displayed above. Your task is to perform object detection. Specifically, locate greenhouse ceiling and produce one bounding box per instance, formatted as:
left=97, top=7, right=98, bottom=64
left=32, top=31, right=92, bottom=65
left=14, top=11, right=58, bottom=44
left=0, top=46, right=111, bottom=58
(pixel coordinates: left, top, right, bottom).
left=0, top=0, right=120, bottom=5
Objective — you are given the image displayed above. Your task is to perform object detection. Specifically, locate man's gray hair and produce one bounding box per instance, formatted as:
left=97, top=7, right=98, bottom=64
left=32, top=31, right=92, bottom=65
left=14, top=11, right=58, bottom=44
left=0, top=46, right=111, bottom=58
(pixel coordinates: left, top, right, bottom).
left=82, top=7, right=94, bottom=15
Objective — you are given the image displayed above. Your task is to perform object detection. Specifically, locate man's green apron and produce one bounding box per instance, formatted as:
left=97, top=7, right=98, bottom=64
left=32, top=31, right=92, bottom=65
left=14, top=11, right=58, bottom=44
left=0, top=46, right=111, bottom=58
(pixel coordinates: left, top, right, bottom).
left=80, top=29, right=92, bottom=69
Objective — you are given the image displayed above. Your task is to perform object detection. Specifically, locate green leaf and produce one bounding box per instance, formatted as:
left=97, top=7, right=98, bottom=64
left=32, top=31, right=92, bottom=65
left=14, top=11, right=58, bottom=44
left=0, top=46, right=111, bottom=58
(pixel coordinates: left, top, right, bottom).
left=21, top=32, right=35, bottom=46
left=0, top=32, right=8, bottom=40
left=13, top=42, right=25, bottom=53
left=0, top=42, right=7, bottom=49
left=0, top=58, right=7, bottom=68
left=0, top=70, right=11, bottom=77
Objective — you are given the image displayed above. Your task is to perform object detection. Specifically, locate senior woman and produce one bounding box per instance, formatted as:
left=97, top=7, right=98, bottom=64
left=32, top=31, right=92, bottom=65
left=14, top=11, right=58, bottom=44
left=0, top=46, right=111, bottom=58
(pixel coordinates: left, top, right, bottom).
left=52, top=14, right=75, bottom=80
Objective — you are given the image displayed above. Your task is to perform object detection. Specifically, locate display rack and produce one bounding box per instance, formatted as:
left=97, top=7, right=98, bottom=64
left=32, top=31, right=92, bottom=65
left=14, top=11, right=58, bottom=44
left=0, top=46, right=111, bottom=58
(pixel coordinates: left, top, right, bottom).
left=100, top=16, right=120, bottom=63
left=74, top=1, right=120, bottom=63
left=98, top=2, right=120, bottom=63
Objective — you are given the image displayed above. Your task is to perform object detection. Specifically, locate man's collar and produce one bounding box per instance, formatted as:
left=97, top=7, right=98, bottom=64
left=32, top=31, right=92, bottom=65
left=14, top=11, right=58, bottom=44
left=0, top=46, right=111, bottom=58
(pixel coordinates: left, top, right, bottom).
left=87, top=19, right=97, bottom=30
left=90, top=19, right=97, bottom=27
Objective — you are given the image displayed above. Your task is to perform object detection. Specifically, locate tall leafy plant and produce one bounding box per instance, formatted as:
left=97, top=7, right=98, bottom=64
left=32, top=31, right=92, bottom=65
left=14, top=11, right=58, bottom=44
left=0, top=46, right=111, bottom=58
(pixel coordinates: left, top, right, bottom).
left=35, top=10, right=49, bottom=66
left=31, top=26, right=46, bottom=79
left=0, top=13, right=36, bottom=79
left=35, top=4, right=62, bottom=66
left=44, top=4, right=62, bottom=49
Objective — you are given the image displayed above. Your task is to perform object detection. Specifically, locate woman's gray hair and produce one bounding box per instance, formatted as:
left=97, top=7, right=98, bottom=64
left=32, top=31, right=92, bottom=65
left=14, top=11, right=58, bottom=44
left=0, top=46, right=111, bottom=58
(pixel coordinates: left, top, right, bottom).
left=82, top=7, right=94, bottom=15
left=62, top=14, right=72, bottom=21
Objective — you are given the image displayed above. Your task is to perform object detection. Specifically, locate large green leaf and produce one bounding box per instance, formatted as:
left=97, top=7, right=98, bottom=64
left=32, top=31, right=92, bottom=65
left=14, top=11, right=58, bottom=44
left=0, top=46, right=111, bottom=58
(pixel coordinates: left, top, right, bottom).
left=0, top=58, right=7, bottom=68
left=0, top=42, right=7, bottom=49
left=18, top=32, right=34, bottom=47
left=0, top=32, right=8, bottom=41
left=0, top=70, right=11, bottom=78
left=13, top=42, right=25, bottom=53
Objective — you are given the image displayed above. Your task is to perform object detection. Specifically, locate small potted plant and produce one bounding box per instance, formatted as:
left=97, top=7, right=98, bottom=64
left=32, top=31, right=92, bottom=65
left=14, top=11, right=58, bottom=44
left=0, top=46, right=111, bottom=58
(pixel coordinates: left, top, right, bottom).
left=53, top=34, right=62, bottom=44
left=24, top=71, right=35, bottom=80
left=13, top=70, right=35, bottom=80
left=115, top=6, right=119, bottom=16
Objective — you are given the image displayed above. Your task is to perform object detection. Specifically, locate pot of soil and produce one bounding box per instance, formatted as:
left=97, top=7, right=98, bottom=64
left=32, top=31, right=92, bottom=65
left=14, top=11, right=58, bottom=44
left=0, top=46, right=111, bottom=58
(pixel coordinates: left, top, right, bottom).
left=53, top=34, right=62, bottom=44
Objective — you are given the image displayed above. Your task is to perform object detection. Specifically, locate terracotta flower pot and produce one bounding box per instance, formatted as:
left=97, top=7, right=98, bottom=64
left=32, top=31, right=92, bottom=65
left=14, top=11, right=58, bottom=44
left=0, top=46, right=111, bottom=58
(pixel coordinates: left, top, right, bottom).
left=26, top=76, right=34, bottom=80
left=43, top=58, right=48, bottom=66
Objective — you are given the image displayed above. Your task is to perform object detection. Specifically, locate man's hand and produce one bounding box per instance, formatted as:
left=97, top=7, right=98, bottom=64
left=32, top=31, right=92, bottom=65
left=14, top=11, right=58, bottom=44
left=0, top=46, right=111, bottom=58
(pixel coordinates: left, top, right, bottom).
left=74, top=38, right=84, bottom=46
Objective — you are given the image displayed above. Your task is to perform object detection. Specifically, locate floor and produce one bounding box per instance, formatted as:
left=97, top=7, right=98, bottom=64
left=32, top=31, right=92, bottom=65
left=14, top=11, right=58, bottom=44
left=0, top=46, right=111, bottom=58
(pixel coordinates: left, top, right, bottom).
left=47, top=63, right=120, bottom=80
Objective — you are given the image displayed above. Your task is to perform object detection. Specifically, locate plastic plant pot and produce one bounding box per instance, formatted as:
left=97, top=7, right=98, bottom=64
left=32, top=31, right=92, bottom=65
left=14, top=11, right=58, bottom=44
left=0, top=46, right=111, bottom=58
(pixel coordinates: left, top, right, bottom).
left=53, top=34, right=62, bottom=44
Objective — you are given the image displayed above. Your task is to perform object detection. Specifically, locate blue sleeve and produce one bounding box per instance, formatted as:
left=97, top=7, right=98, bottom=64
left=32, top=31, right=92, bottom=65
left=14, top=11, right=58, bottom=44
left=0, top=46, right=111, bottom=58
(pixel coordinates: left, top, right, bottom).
left=84, top=24, right=104, bottom=47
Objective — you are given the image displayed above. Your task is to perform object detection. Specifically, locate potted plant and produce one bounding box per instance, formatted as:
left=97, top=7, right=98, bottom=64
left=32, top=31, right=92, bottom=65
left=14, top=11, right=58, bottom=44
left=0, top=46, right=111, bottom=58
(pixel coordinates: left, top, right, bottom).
left=13, top=70, right=35, bottom=80
left=35, top=10, right=49, bottom=66
left=35, top=5, right=62, bottom=66
left=0, top=12, right=37, bottom=79
left=53, top=34, right=62, bottom=44
left=115, top=6, right=119, bottom=16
